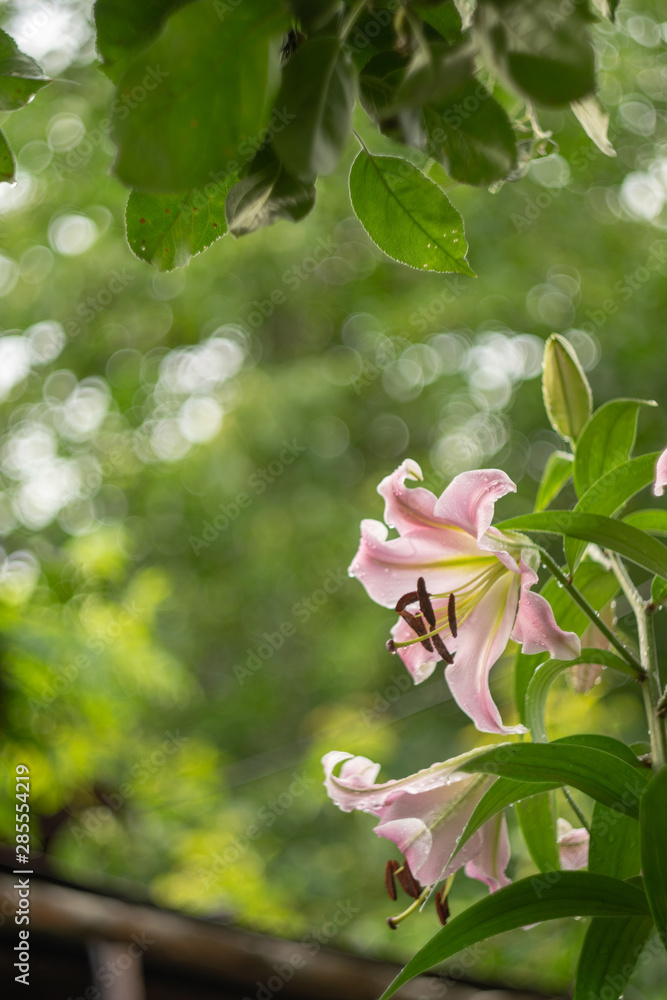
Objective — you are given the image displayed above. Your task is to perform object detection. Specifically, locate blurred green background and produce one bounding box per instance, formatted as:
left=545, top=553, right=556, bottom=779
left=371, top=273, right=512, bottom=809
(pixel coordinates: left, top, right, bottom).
left=1, top=0, right=667, bottom=993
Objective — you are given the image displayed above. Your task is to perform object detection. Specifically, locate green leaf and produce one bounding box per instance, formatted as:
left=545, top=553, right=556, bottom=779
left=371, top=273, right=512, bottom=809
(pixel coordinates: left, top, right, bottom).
left=394, top=43, right=475, bottom=109
left=423, top=80, right=517, bottom=186
left=225, top=145, right=316, bottom=237
left=557, top=733, right=644, bottom=769
left=453, top=777, right=560, bottom=860
left=287, top=0, right=341, bottom=31
left=273, top=36, right=355, bottom=183
left=348, top=151, right=475, bottom=275
left=416, top=2, right=464, bottom=44
left=589, top=803, right=640, bottom=880
left=515, top=560, right=619, bottom=721
left=624, top=509, right=667, bottom=536
left=497, top=511, right=667, bottom=580
left=542, top=333, right=592, bottom=443
left=651, top=575, right=667, bottom=607
left=378, top=873, right=650, bottom=1000
left=475, top=0, right=596, bottom=107
left=574, top=914, right=653, bottom=1000
left=516, top=792, right=559, bottom=873
left=534, top=450, right=573, bottom=512
left=126, top=178, right=234, bottom=271
left=0, top=126, right=15, bottom=183
left=573, top=398, right=657, bottom=498
left=460, top=742, right=647, bottom=819
left=640, top=764, right=667, bottom=948
left=112, top=0, right=286, bottom=191
left=525, top=650, right=638, bottom=743
left=358, top=51, right=409, bottom=122
left=94, top=0, right=193, bottom=83
left=565, top=453, right=659, bottom=573
left=0, top=27, right=50, bottom=111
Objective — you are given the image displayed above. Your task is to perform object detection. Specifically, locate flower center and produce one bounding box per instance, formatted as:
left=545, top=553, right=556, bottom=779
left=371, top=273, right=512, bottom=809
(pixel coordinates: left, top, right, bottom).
left=389, top=560, right=507, bottom=660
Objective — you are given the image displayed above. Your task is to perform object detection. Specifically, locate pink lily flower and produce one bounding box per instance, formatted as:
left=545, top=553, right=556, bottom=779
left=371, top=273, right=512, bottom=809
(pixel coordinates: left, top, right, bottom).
left=653, top=447, right=667, bottom=497
left=556, top=818, right=589, bottom=870
left=323, top=749, right=510, bottom=891
left=350, top=460, right=580, bottom=734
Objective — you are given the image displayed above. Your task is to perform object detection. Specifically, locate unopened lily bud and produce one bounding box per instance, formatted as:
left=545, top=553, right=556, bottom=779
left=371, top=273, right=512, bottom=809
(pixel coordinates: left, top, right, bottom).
left=542, top=334, right=592, bottom=443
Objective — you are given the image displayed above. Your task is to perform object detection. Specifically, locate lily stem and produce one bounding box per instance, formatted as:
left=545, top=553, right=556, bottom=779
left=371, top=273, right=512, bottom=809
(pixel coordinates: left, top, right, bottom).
left=562, top=787, right=590, bottom=833
left=609, top=554, right=667, bottom=770
left=538, top=547, right=646, bottom=679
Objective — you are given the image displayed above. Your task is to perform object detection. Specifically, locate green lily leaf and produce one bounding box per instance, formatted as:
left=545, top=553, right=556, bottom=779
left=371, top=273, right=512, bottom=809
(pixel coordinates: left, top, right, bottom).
left=640, top=764, right=667, bottom=949
left=574, top=914, right=654, bottom=1000
left=565, top=452, right=659, bottom=572
left=460, top=741, right=647, bottom=819
left=534, top=450, right=573, bottom=512
left=497, top=510, right=667, bottom=580
left=573, top=398, right=656, bottom=497
left=516, top=791, right=559, bottom=873
left=525, top=649, right=638, bottom=744
left=378, top=873, right=650, bottom=1000
left=349, top=151, right=475, bottom=275
left=515, top=560, right=619, bottom=722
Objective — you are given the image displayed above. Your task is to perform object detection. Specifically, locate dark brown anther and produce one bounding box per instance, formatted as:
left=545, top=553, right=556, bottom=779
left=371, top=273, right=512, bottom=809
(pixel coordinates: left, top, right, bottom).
left=385, top=860, right=399, bottom=900
left=435, top=887, right=450, bottom=926
left=396, top=590, right=419, bottom=613
left=432, top=632, right=454, bottom=665
left=396, top=860, right=423, bottom=899
left=398, top=610, right=433, bottom=653
left=448, top=592, right=458, bottom=638
left=386, top=639, right=397, bottom=654
left=417, top=576, right=436, bottom=629
left=386, top=916, right=398, bottom=930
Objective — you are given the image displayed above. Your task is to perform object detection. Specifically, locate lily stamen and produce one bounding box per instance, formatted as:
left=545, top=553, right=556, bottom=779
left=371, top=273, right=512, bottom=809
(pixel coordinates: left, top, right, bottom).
left=384, top=859, right=399, bottom=900
left=397, top=608, right=433, bottom=652
left=448, top=592, right=458, bottom=637
left=386, top=885, right=431, bottom=929
left=417, top=576, right=436, bottom=628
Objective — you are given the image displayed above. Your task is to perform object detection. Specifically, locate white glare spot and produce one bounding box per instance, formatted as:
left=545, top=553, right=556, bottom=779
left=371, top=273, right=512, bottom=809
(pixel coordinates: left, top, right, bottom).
left=0, top=550, right=40, bottom=606
left=48, top=213, right=99, bottom=256
left=26, top=320, right=65, bottom=364
left=0, top=337, right=31, bottom=399
left=178, top=396, right=223, bottom=443
left=620, top=171, right=665, bottom=220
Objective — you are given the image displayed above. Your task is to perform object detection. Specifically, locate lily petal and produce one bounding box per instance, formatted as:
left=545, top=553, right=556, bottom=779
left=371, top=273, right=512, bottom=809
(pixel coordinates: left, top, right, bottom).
left=557, top=818, right=589, bottom=871
left=463, top=812, right=511, bottom=892
left=433, top=469, right=517, bottom=544
left=350, top=518, right=489, bottom=610
left=378, top=459, right=444, bottom=533
left=445, top=573, right=527, bottom=735
left=511, top=560, right=581, bottom=659
left=653, top=446, right=667, bottom=497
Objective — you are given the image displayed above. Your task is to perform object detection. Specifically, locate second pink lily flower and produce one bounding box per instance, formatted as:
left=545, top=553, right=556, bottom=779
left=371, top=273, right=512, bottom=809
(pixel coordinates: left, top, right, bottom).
left=350, top=460, right=580, bottom=735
